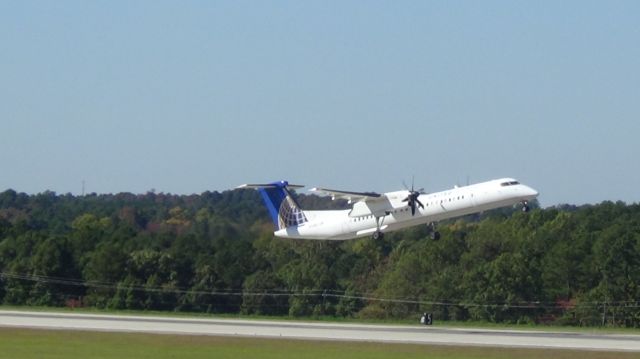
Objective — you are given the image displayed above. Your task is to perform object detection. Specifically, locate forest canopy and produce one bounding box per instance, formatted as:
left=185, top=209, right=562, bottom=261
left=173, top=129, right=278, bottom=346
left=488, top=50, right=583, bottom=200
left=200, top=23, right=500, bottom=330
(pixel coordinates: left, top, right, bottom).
left=0, top=188, right=639, bottom=327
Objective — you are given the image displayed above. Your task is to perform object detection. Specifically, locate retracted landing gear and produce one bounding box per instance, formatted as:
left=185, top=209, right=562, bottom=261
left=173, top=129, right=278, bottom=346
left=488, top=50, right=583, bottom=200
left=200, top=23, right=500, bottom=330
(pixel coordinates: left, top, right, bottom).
left=521, top=200, right=530, bottom=213
left=428, top=222, right=440, bottom=240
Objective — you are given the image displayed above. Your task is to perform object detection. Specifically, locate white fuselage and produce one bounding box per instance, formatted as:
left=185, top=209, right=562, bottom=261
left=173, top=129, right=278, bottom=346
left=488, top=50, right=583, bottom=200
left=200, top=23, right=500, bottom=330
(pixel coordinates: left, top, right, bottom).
left=274, top=178, right=538, bottom=240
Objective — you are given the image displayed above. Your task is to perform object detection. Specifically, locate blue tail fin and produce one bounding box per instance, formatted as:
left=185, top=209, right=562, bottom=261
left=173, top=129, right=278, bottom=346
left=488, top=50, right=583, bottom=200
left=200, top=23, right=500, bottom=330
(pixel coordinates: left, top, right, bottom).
left=237, top=181, right=307, bottom=230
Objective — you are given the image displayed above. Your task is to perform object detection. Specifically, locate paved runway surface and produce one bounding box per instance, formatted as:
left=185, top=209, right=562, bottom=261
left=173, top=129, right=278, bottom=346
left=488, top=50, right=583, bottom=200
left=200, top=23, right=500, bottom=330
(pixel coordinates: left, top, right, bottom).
left=1, top=310, right=639, bottom=351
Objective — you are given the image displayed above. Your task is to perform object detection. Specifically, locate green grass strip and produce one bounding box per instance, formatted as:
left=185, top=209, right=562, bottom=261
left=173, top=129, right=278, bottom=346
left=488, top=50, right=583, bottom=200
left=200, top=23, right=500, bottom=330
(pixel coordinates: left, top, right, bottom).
left=0, top=328, right=637, bottom=359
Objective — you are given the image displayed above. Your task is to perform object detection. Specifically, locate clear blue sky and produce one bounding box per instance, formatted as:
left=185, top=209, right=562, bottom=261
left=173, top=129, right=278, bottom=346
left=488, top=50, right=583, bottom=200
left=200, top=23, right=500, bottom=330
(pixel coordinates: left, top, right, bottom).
left=1, top=1, right=639, bottom=206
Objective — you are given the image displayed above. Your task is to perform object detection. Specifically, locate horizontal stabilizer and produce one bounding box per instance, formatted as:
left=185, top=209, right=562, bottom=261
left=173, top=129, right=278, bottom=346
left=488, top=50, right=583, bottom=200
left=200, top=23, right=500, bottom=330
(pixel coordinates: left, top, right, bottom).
left=236, top=181, right=304, bottom=190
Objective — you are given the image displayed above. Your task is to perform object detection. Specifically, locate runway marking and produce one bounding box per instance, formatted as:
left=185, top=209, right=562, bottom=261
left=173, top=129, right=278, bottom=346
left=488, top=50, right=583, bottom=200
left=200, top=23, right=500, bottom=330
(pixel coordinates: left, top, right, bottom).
left=1, top=310, right=639, bottom=352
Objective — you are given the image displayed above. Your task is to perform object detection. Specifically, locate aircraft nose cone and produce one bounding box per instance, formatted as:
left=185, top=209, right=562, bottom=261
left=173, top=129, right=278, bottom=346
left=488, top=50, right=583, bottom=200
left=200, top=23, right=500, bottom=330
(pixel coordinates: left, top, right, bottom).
left=525, top=186, right=539, bottom=198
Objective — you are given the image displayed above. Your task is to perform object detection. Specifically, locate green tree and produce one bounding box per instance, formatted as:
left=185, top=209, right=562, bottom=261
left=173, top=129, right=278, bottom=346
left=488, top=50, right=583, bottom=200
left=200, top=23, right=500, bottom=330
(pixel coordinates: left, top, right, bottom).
left=241, top=270, right=288, bottom=315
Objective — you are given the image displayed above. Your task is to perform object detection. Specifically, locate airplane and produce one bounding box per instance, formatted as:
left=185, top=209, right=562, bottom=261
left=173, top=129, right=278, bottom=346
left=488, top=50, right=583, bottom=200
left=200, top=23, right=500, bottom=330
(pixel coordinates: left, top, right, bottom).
left=237, top=178, right=539, bottom=240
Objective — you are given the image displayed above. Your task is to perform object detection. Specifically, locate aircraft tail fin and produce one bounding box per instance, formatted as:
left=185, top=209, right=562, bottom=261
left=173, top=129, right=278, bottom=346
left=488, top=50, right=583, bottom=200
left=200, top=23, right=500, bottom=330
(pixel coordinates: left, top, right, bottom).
left=236, top=181, right=307, bottom=230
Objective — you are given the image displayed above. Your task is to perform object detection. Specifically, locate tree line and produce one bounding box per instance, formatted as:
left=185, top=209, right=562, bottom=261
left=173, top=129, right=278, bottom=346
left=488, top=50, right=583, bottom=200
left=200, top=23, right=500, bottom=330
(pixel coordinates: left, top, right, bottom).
left=0, top=188, right=639, bottom=327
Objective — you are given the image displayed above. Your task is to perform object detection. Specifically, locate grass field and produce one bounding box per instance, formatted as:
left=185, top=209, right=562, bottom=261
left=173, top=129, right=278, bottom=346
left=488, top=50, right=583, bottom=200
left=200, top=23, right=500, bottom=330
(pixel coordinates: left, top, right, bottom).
left=0, top=328, right=637, bottom=359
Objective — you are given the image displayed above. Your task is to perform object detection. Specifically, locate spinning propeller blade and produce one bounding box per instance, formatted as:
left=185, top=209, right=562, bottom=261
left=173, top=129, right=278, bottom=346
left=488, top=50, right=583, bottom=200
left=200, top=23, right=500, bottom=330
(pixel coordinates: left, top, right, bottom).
left=402, top=176, right=425, bottom=216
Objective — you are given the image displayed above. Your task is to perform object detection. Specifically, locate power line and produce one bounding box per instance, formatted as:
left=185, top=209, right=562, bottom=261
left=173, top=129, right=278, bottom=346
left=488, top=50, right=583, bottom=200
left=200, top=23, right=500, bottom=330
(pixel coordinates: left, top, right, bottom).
left=2, top=271, right=640, bottom=310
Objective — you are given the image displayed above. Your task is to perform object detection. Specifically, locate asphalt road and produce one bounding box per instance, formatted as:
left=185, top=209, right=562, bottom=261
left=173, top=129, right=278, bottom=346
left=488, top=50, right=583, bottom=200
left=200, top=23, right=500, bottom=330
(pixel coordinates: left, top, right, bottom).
left=1, top=310, right=639, bottom=351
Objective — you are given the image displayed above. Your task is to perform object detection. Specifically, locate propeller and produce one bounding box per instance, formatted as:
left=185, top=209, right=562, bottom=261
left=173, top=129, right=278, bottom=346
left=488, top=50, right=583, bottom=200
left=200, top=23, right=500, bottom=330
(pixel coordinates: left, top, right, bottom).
left=402, top=177, right=425, bottom=216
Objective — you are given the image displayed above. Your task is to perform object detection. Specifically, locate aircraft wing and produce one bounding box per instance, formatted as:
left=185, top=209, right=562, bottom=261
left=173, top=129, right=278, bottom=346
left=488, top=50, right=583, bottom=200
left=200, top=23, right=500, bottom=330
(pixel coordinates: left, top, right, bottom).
left=309, top=187, right=382, bottom=203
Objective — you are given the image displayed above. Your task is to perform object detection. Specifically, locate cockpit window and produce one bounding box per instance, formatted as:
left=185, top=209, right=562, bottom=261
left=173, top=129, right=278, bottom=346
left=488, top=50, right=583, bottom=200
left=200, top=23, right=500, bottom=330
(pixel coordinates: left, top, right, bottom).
left=500, top=181, right=520, bottom=187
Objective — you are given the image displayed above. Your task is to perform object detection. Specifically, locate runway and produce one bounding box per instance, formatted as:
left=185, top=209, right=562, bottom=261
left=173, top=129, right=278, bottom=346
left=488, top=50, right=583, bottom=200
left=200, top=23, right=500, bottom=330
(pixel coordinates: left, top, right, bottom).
left=1, top=310, right=639, bottom=351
